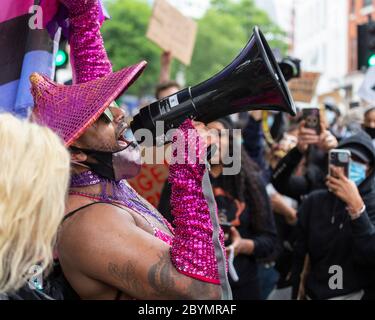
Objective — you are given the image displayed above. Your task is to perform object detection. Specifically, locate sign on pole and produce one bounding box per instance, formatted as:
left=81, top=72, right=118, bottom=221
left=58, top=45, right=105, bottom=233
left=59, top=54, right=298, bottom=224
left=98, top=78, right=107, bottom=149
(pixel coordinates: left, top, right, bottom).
left=146, top=0, right=198, bottom=65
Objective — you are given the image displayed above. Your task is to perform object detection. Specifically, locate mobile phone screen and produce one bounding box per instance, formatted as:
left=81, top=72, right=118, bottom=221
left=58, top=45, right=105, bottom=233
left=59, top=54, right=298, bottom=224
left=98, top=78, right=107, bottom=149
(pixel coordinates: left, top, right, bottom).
left=220, top=222, right=232, bottom=234
left=303, top=108, right=321, bottom=135
left=329, top=150, right=350, bottom=178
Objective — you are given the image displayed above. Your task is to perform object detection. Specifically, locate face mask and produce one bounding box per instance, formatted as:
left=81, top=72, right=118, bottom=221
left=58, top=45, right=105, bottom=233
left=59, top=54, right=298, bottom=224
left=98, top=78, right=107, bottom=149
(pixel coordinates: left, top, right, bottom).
left=326, top=110, right=336, bottom=126
left=267, top=115, right=275, bottom=128
left=71, top=141, right=141, bottom=182
left=123, top=127, right=137, bottom=143
left=349, top=161, right=367, bottom=186
left=364, top=126, right=375, bottom=139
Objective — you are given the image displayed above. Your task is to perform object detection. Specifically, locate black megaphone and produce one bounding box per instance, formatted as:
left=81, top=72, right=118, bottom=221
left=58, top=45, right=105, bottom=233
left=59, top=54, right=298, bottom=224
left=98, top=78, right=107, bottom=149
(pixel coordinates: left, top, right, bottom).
left=131, top=26, right=296, bottom=145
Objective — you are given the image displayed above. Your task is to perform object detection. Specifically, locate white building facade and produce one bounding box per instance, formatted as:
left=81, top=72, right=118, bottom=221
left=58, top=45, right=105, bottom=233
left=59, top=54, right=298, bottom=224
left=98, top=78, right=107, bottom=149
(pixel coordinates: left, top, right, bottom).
left=255, top=0, right=294, bottom=39
left=292, top=0, right=349, bottom=97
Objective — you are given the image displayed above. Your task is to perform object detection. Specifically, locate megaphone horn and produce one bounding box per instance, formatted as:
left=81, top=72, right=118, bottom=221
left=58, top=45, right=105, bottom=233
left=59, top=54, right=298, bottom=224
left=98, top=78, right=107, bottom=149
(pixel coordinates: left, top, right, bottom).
left=131, top=26, right=296, bottom=145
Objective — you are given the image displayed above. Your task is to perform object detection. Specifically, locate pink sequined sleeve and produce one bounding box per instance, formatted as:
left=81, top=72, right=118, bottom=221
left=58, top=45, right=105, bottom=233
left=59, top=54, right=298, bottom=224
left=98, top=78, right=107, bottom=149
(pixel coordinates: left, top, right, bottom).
left=60, top=0, right=112, bottom=83
left=168, top=120, right=226, bottom=285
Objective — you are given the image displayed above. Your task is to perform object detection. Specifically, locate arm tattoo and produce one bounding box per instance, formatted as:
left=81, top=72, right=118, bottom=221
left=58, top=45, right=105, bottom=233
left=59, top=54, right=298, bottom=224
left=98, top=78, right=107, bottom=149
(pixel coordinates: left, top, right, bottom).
left=108, top=251, right=220, bottom=299
left=147, top=251, right=180, bottom=298
left=108, top=262, right=145, bottom=295
left=147, top=251, right=218, bottom=299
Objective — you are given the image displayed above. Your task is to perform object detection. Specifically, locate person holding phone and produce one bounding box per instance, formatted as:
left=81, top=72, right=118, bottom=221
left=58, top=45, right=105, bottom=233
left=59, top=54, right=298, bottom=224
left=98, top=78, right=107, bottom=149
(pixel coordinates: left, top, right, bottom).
left=272, top=109, right=338, bottom=202
left=291, top=131, right=375, bottom=300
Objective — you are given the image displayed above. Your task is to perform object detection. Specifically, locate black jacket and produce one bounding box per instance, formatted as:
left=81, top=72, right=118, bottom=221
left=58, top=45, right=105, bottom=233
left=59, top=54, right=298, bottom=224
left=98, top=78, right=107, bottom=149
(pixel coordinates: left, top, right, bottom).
left=292, top=132, right=375, bottom=299
left=210, top=173, right=277, bottom=300
left=272, top=146, right=328, bottom=202
left=351, top=214, right=375, bottom=267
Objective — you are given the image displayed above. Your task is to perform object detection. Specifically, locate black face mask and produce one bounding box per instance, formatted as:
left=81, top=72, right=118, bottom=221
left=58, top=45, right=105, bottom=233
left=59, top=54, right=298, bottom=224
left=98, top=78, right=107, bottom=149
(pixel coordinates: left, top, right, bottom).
left=364, top=126, right=375, bottom=139
left=70, top=142, right=141, bottom=181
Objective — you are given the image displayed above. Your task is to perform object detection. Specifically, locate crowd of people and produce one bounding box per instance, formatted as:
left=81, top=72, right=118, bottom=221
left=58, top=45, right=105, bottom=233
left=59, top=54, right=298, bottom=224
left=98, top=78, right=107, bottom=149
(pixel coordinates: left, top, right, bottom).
left=154, top=83, right=375, bottom=300
left=1, top=0, right=375, bottom=301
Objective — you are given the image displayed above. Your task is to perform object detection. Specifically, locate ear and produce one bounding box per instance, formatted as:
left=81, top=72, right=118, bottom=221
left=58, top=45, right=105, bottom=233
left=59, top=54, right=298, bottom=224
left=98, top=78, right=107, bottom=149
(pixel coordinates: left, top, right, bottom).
left=70, top=149, right=88, bottom=163
left=366, top=165, right=372, bottom=176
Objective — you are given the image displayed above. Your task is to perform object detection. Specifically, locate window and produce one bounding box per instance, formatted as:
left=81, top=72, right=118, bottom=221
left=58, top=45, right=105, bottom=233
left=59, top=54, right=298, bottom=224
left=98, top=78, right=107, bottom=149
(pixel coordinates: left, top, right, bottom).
left=363, top=0, right=372, bottom=8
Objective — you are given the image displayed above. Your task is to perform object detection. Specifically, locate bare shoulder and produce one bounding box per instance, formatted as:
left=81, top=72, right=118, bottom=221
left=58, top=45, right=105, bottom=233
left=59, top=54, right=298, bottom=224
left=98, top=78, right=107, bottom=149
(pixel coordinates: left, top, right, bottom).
left=59, top=202, right=136, bottom=260
left=64, top=201, right=135, bottom=229
left=57, top=202, right=140, bottom=299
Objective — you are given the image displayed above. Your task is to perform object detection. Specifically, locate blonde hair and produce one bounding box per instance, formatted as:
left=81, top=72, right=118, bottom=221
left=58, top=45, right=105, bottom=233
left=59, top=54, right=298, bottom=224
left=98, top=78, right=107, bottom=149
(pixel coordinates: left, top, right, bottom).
left=0, top=114, right=70, bottom=294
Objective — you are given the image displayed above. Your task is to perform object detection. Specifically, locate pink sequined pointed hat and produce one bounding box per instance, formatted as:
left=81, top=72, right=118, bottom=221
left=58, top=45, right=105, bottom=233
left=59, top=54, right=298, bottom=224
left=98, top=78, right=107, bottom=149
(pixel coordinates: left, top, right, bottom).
left=30, top=61, right=147, bottom=146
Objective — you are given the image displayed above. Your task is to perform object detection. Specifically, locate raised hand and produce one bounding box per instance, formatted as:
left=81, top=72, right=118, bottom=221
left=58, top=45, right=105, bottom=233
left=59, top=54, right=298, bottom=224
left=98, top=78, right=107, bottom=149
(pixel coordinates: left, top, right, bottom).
left=297, top=121, right=320, bottom=153
left=159, top=51, right=173, bottom=84
left=326, top=166, right=364, bottom=214
left=317, top=129, right=338, bottom=152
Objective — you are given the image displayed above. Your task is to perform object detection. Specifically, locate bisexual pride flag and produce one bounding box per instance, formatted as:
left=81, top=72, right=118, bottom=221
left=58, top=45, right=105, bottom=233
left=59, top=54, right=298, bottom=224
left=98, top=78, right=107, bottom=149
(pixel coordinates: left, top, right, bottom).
left=0, top=0, right=62, bottom=117
left=0, top=0, right=109, bottom=117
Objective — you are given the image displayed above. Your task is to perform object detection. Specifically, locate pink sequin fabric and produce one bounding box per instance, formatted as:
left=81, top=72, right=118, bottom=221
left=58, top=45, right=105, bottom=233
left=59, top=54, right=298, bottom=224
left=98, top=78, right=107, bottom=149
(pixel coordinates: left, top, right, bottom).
left=155, top=229, right=173, bottom=246
left=169, top=119, right=224, bottom=285
left=61, top=0, right=112, bottom=83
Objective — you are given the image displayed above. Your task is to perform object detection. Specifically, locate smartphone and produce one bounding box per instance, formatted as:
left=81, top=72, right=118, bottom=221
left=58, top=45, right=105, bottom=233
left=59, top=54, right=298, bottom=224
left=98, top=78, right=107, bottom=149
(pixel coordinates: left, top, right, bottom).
left=328, top=149, right=351, bottom=178
left=220, top=222, right=232, bottom=233
left=303, top=108, right=321, bottom=135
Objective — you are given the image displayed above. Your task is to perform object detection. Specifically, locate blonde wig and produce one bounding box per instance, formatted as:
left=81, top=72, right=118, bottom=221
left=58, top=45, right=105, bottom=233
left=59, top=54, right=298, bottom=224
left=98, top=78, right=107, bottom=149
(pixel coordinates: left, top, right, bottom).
left=0, top=114, right=70, bottom=294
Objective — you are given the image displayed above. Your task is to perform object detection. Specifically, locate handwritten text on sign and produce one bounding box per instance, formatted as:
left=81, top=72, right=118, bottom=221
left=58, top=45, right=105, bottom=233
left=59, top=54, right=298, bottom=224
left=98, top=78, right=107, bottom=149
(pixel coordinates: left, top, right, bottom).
left=128, top=163, right=169, bottom=208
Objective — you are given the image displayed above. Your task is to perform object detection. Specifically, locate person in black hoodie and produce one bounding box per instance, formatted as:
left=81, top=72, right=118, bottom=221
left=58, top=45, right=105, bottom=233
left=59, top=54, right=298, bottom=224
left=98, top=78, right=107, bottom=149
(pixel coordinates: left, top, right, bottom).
left=292, top=131, right=375, bottom=300
left=346, top=194, right=375, bottom=264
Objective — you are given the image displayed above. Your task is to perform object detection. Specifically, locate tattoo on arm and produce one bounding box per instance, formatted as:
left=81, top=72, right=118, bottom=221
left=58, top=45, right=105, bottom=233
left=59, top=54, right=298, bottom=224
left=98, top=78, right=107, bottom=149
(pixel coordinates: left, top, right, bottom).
left=108, top=251, right=220, bottom=299
left=108, top=261, right=145, bottom=295
left=147, top=251, right=218, bottom=299
left=147, top=251, right=181, bottom=298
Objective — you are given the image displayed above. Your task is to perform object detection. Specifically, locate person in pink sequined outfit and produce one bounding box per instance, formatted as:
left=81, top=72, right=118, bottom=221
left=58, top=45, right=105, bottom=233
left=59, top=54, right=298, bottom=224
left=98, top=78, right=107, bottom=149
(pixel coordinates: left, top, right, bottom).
left=29, top=0, right=227, bottom=300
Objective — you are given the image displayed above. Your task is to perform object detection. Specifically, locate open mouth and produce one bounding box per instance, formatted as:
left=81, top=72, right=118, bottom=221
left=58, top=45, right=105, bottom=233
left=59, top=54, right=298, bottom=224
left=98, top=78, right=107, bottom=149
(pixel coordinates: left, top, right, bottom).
left=117, top=123, right=130, bottom=147
left=118, top=136, right=129, bottom=147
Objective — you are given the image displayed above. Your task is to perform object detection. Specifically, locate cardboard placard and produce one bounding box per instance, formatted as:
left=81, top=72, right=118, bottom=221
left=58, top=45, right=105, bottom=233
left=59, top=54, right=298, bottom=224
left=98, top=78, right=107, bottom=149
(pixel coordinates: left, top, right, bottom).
left=318, top=90, right=343, bottom=106
left=288, top=72, right=321, bottom=103
left=146, top=0, right=198, bottom=65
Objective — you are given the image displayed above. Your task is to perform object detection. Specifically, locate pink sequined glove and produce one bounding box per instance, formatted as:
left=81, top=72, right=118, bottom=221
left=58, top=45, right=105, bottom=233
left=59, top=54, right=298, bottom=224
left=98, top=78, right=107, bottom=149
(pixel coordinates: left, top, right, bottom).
left=169, top=119, right=226, bottom=285
left=59, top=0, right=112, bottom=83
